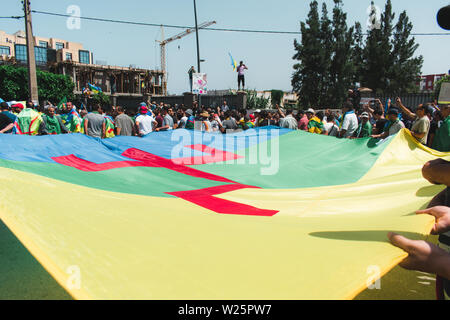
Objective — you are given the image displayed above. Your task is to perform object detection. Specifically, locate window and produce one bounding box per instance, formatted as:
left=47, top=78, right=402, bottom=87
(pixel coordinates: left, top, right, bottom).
left=79, top=50, right=90, bottom=64
left=56, top=42, right=64, bottom=50
left=0, top=46, right=10, bottom=55
left=34, top=46, right=47, bottom=65
left=15, top=44, right=27, bottom=62
left=39, top=41, right=48, bottom=48
left=15, top=45, right=48, bottom=65
left=66, top=52, right=72, bottom=61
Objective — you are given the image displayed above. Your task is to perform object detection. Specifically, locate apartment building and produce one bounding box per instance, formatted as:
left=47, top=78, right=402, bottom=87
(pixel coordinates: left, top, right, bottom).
left=0, top=30, right=92, bottom=65
left=0, top=30, right=165, bottom=98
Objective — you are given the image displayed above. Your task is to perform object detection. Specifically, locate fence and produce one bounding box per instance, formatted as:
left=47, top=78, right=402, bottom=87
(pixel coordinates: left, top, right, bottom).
left=366, top=93, right=434, bottom=111
left=113, top=92, right=248, bottom=111
left=85, top=92, right=435, bottom=113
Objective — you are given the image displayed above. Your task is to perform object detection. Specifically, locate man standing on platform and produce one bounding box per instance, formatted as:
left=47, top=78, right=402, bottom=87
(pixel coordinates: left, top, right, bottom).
left=237, top=61, right=248, bottom=91
left=188, top=66, right=196, bottom=93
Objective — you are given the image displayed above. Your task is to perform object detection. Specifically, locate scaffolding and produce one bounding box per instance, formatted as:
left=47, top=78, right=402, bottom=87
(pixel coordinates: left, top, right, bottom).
left=52, top=61, right=165, bottom=97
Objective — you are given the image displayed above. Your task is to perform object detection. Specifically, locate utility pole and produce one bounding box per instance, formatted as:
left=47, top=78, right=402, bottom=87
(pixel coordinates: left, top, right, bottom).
left=193, top=0, right=201, bottom=108
left=23, top=0, right=39, bottom=103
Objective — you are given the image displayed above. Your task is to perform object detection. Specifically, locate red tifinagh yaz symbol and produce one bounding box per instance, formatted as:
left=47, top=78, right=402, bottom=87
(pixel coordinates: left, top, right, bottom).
left=52, top=145, right=278, bottom=217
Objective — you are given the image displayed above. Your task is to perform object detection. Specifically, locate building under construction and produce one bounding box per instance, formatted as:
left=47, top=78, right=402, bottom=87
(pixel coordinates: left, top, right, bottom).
left=51, top=61, right=165, bottom=98
left=1, top=29, right=167, bottom=101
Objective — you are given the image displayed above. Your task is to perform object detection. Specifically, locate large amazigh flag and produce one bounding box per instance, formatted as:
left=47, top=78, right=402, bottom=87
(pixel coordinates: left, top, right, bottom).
left=0, top=128, right=449, bottom=300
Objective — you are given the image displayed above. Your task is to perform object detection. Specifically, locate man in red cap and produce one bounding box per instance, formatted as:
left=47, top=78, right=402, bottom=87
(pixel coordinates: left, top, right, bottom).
left=11, top=103, right=25, bottom=115
left=135, top=105, right=157, bottom=137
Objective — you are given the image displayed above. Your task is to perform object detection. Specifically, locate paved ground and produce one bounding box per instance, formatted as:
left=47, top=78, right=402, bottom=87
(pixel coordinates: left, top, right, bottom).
left=0, top=220, right=435, bottom=300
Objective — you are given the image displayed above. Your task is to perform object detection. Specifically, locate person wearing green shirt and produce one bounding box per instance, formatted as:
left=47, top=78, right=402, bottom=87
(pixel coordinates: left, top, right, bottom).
left=432, top=104, right=450, bottom=152
left=42, top=107, right=70, bottom=135
left=355, top=112, right=372, bottom=138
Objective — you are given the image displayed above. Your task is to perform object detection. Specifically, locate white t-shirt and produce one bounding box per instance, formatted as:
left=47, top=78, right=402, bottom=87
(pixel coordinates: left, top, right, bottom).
left=324, top=122, right=339, bottom=137
left=280, top=115, right=298, bottom=130
left=179, top=116, right=188, bottom=129
left=136, top=114, right=156, bottom=136
left=342, top=112, right=358, bottom=138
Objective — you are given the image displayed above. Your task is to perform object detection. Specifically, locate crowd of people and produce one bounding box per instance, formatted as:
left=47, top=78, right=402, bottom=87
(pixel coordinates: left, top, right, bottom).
left=0, top=96, right=449, bottom=152
left=0, top=93, right=449, bottom=299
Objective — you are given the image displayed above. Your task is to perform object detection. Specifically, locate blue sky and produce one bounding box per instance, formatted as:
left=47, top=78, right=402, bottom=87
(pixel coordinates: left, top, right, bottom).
left=1, top=0, right=449, bottom=94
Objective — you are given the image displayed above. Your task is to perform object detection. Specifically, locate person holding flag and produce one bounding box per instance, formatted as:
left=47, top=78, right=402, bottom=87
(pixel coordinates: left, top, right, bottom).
left=103, top=114, right=116, bottom=139
left=237, top=61, right=248, bottom=91
left=12, top=100, right=44, bottom=136
left=60, top=101, right=83, bottom=133
left=42, top=106, right=70, bottom=135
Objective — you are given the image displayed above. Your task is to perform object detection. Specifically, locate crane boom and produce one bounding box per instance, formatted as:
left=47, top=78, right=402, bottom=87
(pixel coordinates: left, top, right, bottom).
left=161, top=21, right=216, bottom=45
left=157, top=21, right=216, bottom=95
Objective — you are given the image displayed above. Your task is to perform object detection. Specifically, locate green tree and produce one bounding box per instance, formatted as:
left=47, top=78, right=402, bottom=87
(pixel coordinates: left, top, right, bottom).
left=37, top=70, right=75, bottom=103
left=292, top=1, right=354, bottom=108
left=318, top=2, right=333, bottom=107
left=358, top=0, right=421, bottom=94
left=329, top=0, right=355, bottom=108
left=361, top=0, right=395, bottom=94
left=352, top=22, right=365, bottom=85
left=0, top=65, right=74, bottom=103
left=388, top=11, right=423, bottom=93
left=292, top=1, right=324, bottom=108
left=245, top=89, right=270, bottom=110
left=270, top=90, right=284, bottom=107
left=90, top=92, right=111, bottom=107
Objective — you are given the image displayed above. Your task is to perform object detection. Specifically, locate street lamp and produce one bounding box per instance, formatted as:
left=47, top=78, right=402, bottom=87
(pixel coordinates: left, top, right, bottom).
left=193, top=0, right=202, bottom=107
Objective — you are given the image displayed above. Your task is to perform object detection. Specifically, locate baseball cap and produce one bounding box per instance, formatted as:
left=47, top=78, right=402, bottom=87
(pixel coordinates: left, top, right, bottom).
left=361, top=112, right=369, bottom=118
left=12, top=103, right=24, bottom=110
left=140, top=106, right=148, bottom=113
left=255, top=109, right=261, bottom=113
left=186, top=109, right=193, bottom=116
left=306, top=108, right=315, bottom=114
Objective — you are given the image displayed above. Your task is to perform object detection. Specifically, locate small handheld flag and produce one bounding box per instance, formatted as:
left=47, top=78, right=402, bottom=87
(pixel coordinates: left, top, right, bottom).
left=89, top=83, right=102, bottom=94
left=57, top=97, right=67, bottom=111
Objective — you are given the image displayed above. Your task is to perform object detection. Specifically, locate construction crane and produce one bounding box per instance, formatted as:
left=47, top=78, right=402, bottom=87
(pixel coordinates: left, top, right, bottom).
left=157, top=21, right=216, bottom=95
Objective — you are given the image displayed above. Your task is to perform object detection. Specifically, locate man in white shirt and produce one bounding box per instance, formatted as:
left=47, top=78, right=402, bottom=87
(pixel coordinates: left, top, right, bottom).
left=339, top=102, right=358, bottom=138
left=323, top=114, right=340, bottom=137
left=177, top=109, right=188, bottom=129
left=220, top=101, right=230, bottom=115
left=277, top=105, right=298, bottom=130
left=135, top=106, right=157, bottom=137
